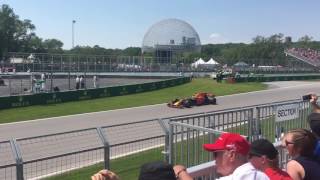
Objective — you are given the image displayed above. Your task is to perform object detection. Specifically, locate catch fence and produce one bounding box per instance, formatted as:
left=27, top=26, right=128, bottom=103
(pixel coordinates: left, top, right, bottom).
left=2, top=53, right=197, bottom=73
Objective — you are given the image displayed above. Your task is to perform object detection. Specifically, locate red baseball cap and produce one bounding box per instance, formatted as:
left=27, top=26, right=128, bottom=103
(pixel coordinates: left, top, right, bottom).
left=203, top=133, right=250, bottom=155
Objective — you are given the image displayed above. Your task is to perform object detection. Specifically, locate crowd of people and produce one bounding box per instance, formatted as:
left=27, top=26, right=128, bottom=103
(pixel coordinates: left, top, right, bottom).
left=91, top=94, right=320, bottom=180
left=287, top=48, right=320, bottom=66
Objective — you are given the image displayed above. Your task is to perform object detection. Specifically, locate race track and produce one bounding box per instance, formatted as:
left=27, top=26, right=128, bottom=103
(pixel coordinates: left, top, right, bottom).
left=1, top=80, right=319, bottom=141
left=1, top=80, right=320, bottom=179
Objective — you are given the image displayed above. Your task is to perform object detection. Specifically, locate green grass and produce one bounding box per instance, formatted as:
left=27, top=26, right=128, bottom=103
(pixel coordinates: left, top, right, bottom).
left=45, top=147, right=163, bottom=180
left=0, top=78, right=266, bottom=124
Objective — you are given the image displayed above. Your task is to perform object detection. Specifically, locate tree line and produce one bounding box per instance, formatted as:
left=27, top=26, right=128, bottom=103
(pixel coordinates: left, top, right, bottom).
left=1, top=4, right=320, bottom=66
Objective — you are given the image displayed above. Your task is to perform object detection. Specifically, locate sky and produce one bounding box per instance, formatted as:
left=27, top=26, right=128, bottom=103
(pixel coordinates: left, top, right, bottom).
left=2, top=0, right=320, bottom=50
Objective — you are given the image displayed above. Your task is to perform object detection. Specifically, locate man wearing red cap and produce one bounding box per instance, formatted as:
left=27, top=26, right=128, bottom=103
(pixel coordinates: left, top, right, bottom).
left=203, top=133, right=269, bottom=180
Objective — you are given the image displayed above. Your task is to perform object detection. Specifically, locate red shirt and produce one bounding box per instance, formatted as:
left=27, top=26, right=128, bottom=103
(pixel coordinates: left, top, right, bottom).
left=264, top=167, right=292, bottom=180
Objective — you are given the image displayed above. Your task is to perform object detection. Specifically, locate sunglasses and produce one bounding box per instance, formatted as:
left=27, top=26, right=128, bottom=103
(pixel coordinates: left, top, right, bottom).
left=284, top=140, right=295, bottom=146
left=213, top=149, right=236, bottom=158
left=213, top=150, right=229, bottom=158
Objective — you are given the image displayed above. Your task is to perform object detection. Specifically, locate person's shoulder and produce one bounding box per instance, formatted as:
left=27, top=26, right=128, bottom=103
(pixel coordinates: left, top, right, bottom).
left=264, top=168, right=292, bottom=180
left=234, top=170, right=269, bottom=180
left=233, top=163, right=269, bottom=180
left=255, top=171, right=270, bottom=180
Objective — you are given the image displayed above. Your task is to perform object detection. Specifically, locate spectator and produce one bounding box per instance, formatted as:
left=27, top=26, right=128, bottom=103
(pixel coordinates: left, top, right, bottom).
left=249, top=139, right=292, bottom=180
left=307, top=94, right=320, bottom=160
left=286, top=48, right=320, bottom=67
left=307, top=115, right=320, bottom=162
left=53, top=86, right=60, bottom=92
left=75, top=76, right=80, bottom=90
left=91, top=161, right=192, bottom=180
left=282, top=128, right=320, bottom=180
left=93, top=75, right=99, bottom=88
left=40, top=73, right=46, bottom=91
left=80, top=75, right=85, bottom=89
left=308, top=113, right=320, bottom=156
left=91, top=169, right=119, bottom=180
left=139, top=161, right=190, bottom=180
left=202, top=133, right=269, bottom=179
left=309, top=94, right=320, bottom=113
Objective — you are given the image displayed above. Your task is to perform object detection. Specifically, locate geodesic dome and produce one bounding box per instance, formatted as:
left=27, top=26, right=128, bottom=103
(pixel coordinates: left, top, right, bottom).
left=142, top=18, right=201, bottom=53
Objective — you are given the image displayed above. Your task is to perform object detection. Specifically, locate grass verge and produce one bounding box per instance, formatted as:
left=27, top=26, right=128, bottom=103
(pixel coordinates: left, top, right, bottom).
left=45, top=147, right=163, bottom=180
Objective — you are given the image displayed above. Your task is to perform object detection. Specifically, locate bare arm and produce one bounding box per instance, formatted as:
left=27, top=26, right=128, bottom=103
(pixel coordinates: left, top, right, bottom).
left=286, top=160, right=304, bottom=180
left=174, top=165, right=193, bottom=180
left=91, top=170, right=120, bottom=180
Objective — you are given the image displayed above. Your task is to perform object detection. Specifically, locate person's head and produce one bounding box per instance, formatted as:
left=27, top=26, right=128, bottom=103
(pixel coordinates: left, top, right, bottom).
left=307, top=112, right=320, bottom=137
left=249, top=139, right=279, bottom=171
left=138, top=161, right=176, bottom=180
left=203, top=133, right=249, bottom=176
left=282, top=128, right=317, bottom=158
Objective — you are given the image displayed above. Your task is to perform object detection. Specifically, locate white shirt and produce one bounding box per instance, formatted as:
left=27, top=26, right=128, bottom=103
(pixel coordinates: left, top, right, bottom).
left=217, top=162, right=269, bottom=180
left=41, top=73, right=45, bottom=80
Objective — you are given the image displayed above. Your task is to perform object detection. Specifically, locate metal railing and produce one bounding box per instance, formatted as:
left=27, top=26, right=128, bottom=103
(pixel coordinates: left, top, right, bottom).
left=0, top=99, right=313, bottom=179
left=0, top=119, right=166, bottom=180
left=163, top=100, right=311, bottom=179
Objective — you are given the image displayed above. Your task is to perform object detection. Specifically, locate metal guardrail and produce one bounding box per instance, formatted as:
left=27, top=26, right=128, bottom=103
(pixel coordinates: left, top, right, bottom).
left=0, top=99, right=313, bottom=179
left=0, top=119, right=166, bottom=180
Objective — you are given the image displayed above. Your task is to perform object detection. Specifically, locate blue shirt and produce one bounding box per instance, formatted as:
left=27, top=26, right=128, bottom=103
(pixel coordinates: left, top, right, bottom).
left=315, top=140, right=320, bottom=157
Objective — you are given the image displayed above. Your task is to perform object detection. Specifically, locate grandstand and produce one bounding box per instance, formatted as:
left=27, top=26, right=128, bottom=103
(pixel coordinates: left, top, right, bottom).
left=285, top=47, right=320, bottom=68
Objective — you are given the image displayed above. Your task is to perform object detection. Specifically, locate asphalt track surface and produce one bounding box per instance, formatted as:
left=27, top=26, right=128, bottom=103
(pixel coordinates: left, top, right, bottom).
left=1, top=80, right=320, bottom=179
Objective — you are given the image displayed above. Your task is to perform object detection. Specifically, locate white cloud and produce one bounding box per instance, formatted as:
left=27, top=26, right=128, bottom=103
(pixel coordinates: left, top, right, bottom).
left=204, top=33, right=228, bottom=44
left=209, top=33, right=221, bottom=39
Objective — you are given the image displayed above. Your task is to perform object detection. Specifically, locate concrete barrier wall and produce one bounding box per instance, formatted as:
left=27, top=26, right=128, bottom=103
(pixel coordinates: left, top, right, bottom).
left=0, top=77, right=191, bottom=109
left=235, top=75, right=320, bottom=82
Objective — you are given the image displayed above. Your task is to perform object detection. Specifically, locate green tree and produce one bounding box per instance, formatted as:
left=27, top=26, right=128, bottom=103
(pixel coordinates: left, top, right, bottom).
left=0, top=4, right=36, bottom=57
left=42, top=39, right=64, bottom=53
left=122, top=47, right=141, bottom=56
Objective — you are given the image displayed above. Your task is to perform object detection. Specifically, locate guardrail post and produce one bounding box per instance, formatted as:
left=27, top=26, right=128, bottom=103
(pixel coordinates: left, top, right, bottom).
left=168, top=122, right=174, bottom=164
left=247, top=108, right=254, bottom=142
left=256, top=107, right=262, bottom=139
left=250, top=107, right=261, bottom=141
left=157, top=118, right=170, bottom=163
left=10, top=139, right=24, bottom=180
left=96, top=127, right=110, bottom=170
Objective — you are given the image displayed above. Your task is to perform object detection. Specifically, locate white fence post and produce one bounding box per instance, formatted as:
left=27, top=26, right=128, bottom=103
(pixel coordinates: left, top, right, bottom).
left=96, top=127, right=110, bottom=170
left=10, top=139, right=24, bottom=180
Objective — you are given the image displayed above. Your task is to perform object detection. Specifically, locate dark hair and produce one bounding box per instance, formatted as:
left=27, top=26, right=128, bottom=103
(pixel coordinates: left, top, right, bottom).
left=250, top=139, right=278, bottom=159
left=138, top=161, right=176, bottom=180
left=308, top=113, right=320, bottom=137
left=288, top=128, right=317, bottom=157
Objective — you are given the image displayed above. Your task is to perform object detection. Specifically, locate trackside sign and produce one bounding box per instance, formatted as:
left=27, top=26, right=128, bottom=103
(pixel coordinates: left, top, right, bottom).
left=276, top=104, right=299, bottom=122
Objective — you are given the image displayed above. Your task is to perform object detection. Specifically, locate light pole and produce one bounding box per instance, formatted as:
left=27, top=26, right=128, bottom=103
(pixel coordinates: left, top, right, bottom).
left=72, top=20, right=76, bottom=48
